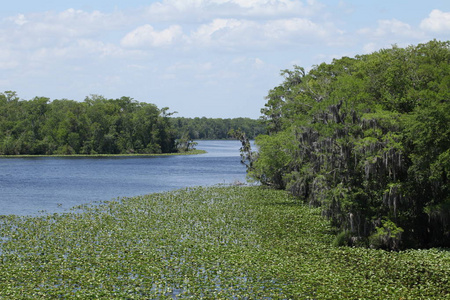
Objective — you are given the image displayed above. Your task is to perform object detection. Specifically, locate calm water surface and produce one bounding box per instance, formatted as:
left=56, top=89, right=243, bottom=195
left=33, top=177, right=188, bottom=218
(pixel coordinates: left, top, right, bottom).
left=0, top=140, right=248, bottom=216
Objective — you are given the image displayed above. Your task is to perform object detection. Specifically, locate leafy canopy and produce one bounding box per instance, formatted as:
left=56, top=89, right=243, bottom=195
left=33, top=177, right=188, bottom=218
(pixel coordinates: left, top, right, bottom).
left=250, top=40, right=450, bottom=250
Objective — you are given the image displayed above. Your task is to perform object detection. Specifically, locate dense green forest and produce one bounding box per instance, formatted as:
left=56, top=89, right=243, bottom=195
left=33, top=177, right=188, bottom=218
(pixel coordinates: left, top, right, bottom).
left=243, top=40, right=450, bottom=250
left=0, top=93, right=177, bottom=155
left=0, top=93, right=263, bottom=155
left=171, top=117, right=265, bottom=140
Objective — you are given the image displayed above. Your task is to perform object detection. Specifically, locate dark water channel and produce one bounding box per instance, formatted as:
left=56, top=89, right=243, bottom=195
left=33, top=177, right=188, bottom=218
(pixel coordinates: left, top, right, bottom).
left=0, top=140, right=248, bottom=216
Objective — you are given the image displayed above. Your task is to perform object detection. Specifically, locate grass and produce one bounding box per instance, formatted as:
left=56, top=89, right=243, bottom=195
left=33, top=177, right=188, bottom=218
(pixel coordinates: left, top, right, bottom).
left=0, top=186, right=448, bottom=299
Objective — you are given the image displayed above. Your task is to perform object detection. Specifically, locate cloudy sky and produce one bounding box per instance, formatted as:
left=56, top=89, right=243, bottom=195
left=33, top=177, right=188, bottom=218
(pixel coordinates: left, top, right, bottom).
left=1, top=0, right=449, bottom=118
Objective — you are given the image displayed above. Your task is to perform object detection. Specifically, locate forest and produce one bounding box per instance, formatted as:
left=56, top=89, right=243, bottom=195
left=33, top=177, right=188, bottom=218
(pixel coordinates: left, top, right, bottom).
left=243, top=40, right=450, bottom=250
left=171, top=117, right=265, bottom=140
left=0, top=94, right=177, bottom=155
left=0, top=93, right=263, bottom=155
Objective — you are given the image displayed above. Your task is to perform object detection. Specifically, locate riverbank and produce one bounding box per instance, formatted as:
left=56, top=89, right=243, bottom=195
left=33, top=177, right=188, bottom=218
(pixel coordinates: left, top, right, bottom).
left=0, top=149, right=206, bottom=158
left=0, top=186, right=448, bottom=298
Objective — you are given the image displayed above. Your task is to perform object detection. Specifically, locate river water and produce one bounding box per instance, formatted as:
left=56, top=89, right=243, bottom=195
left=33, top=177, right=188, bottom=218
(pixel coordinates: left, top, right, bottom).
left=0, top=140, right=248, bottom=216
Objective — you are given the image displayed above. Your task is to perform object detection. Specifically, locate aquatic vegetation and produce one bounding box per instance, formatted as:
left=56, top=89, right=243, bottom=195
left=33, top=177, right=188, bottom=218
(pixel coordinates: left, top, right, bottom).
left=0, top=186, right=448, bottom=298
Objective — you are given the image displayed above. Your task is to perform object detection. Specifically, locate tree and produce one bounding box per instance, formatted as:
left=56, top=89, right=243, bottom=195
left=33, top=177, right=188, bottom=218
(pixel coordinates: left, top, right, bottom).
left=249, top=40, right=450, bottom=249
left=0, top=94, right=179, bottom=155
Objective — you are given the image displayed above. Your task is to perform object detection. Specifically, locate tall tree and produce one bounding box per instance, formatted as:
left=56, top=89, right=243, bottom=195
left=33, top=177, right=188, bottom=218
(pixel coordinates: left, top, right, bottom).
left=249, top=40, right=450, bottom=249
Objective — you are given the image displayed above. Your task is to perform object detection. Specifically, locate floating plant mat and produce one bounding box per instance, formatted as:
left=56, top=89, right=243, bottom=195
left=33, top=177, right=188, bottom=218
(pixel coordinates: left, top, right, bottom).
left=0, top=186, right=449, bottom=299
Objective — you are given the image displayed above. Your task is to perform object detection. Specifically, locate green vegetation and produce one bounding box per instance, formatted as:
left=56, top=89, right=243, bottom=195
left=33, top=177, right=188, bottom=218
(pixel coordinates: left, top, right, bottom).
left=0, top=149, right=206, bottom=158
left=244, top=40, right=450, bottom=250
left=0, top=94, right=177, bottom=155
left=2, top=39, right=449, bottom=298
left=171, top=116, right=265, bottom=140
left=0, top=93, right=264, bottom=156
left=1, top=186, right=448, bottom=299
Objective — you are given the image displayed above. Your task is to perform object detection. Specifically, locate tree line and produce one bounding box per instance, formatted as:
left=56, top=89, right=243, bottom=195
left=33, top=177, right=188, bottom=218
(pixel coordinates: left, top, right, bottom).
left=0, top=93, right=264, bottom=155
left=242, top=40, right=450, bottom=250
left=171, top=117, right=264, bottom=140
left=0, top=94, right=177, bottom=155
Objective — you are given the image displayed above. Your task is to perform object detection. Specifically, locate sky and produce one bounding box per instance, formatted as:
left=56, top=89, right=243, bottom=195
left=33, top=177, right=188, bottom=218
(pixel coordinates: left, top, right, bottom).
left=1, top=1, right=449, bottom=118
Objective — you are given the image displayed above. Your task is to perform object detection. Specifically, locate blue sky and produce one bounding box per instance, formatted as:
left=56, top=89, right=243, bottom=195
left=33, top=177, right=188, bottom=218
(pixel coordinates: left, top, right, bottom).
left=1, top=1, right=449, bottom=118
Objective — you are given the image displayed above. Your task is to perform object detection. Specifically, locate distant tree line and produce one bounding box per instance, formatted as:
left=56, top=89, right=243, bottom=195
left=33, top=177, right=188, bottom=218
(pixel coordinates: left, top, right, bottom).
left=0, top=93, right=176, bottom=155
left=241, top=40, right=450, bottom=250
left=170, top=117, right=265, bottom=140
left=0, top=93, right=265, bottom=155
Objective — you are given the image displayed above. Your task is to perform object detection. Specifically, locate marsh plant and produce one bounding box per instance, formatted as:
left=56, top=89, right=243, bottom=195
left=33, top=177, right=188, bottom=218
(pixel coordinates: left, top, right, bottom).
left=0, top=186, right=448, bottom=299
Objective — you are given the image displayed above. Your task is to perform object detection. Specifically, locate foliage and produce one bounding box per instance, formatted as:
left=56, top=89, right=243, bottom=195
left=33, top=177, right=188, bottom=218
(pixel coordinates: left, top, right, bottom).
left=369, top=218, right=405, bottom=250
left=0, top=94, right=177, bottom=155
left=1, top=186, right=449, bottom=299
left=175, top=132, right=198, bottom=153
left=171, top=117, right=265, bottom=140
left=332, top=230, right=352, bottom=247
left=251, top=40, right=450, bottom=249
left=228, top=129, right=257, bottom=170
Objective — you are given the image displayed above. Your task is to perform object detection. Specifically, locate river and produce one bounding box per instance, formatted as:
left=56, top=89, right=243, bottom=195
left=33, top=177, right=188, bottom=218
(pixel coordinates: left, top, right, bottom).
left=0, top=140, right=248, bottom=216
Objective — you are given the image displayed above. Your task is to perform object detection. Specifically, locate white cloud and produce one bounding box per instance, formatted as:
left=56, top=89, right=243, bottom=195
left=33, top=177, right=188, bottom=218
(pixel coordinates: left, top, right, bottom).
left=253, top=58, right=264, bottom=68
left=420, top=9, right=450, bottom=33
left=229, top=0, right=323, bottom=16
left=144, top=0, right=324, bottom=22
left=362, top=42, right=377, bottom=54
left=190, top=18, right=245, bottom=47
left=4, top=0, right=441, bottom=118
left=166, top=61, right=212, bottom=73
left=231, top=56, right=265, bottom=69
left=2, top=8, right=126, bottom=50
left=358, top=19, right=423, bottom=39
left=190, top=17, right=340, bottom=50
left=263, top=18, right=328, bottom=39
left=12, top=14, right=28, bottom=26
left=76, top=39, right=133, bottom=58
left=0, top=2, right=335, bottom=59
left=0, top=49, right=18, bottom=69
left=121, top=24, right=184, bottom=48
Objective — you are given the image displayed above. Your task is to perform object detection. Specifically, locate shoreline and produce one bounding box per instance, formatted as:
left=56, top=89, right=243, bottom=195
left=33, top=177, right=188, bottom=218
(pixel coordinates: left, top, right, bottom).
left=0, top=149, right=207, bottom=158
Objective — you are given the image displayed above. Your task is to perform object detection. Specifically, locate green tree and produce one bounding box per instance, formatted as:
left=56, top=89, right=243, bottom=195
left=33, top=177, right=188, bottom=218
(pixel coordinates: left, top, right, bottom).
left=250, top=40, right=450, bottom=249
left=0, top=94, right=178, bottom=155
